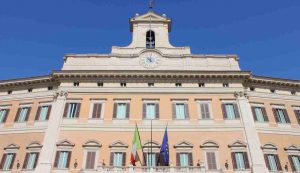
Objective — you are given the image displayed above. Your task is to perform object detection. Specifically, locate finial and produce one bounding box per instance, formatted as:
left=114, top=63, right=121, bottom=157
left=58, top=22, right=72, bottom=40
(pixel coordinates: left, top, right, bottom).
left=149, top=0, right=155, bottom=11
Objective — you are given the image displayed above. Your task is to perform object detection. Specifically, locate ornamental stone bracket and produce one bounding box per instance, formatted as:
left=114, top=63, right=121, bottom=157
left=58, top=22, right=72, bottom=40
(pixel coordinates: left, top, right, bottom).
left=234, top=91, right=248, bottom=99
left=54, top=90, right=68, bottom=99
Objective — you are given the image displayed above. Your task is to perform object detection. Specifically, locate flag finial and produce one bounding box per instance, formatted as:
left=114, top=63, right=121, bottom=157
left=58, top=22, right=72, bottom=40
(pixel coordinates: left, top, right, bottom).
left=149, top=0, right=155, bottom=11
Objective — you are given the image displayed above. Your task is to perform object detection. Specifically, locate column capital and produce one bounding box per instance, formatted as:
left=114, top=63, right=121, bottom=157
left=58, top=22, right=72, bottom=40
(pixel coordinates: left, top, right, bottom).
left=54, top=90, right=68, bottom=99
left=234, top=91, right=248, bottom=99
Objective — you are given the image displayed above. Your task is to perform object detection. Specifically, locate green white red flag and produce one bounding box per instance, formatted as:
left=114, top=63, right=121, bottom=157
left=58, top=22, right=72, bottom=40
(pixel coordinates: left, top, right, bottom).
left=130, top=125, right=142, bottom=166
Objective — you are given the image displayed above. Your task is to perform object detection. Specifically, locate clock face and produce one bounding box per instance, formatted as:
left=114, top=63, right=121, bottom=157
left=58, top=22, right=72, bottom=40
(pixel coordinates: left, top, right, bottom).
left=140, top=52, right=161, bottom=69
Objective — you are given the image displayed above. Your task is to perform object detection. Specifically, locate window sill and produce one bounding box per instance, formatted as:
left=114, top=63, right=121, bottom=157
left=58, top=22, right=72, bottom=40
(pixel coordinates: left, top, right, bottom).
left=13, top=122, right=27, bottom=128
left=224, top=119, right=240, bottom=124
left=22, top=169, right=35, bottom=173
left=52, top=169, right=69, bottom=173
left=34, top=121, right=48, bottom=127
left=233, top=169, right=251, bottom=173
left=173, top=120, right=190, bottom=125
left=62, top=118, right=78, bottom=124
left=255, top=122, right=269, bottom=127
left=112, top=119, right=129, bottom=124
left=88, top=118, right=104, bottom=124
left=198, top=119, right=214, bottom=125
left=277, top=123, right=291, bottom=128
left=143, top=119, right=160, bottom=125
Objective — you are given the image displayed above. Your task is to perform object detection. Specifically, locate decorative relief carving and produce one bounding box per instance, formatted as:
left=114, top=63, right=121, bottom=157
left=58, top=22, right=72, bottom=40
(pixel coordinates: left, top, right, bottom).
left=234, top=91, right=248, bottom=99
left=54, top=90, right=68, bottom=98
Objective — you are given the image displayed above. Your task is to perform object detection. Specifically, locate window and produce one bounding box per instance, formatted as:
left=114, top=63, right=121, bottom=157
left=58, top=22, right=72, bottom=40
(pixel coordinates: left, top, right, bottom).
left=63, top=103, right=81, bottom=118
left=83, top=140, right=101, bottom=170
left=48, top=86, right=53, bottom=90
left=264, top=154, right=282, bottom=171
left=223, top=83, right=229, bottom=87
left=289, top=155, right=300, bottom=172
left=251, top=106, right=268, bottom=122
left=113, top=102, right=130, bottom=119
left=175, top=83, right=182, bottom=87
left=146, top=30, right=155, bottom=49
left=91, top=103, right=102, bottom=119
left=231, top=152, right=250, bottom=170
left=291, top=91, right=296, bottom=95
left=176, top=153, right=192, bottom=167
left=199, top=102, right=211, bottom=119
left=145, top=153, right=156, bottom=167
left=272, top=108, right=290, bottom=124
left=110, top=152, right=126, bottom=167
left=7, top=90, right=12, bottom=95
left=250, top=87, right=255, bottom=91
left=173, top=103, right=189, bottom=120
left=73, top=82, right=79, bottom=87
left=85, top=151, right=96, bottom=169
left=120, top=83, right=127, bottom=87
left=222, top=103, right=240, bottom=120
left=0, top=153, right=16, bottom=170
left=143, top=103, right=159, bottom=119
left=206, top=152, right=217, bottom=170
left=294, top=109, right=300, bottom=124
left=15, top=107, right=31, bottom=123
left=270, top=89, right=275, bottom=93
left=198, top=83, right=205, bottom=87
left=54, top=151, right=71, bottom=169
left=35, top=105, right=52, bottom=121
left=148, top=83, right=154, bottom=87
left=0, top=109, right=9, bottom=123
left=23, top=152, right=39, bottom=170
left=97, top=82, right=103, bottom=87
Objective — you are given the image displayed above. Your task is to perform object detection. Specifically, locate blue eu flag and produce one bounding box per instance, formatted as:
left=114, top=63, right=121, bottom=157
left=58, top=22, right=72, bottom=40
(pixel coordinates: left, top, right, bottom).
left=158, top=126, right=169, bottom=166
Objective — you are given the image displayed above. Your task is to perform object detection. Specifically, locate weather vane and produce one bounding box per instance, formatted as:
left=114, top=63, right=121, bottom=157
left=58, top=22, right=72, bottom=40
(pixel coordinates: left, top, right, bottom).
left=149, top=0, right=155, bottom=11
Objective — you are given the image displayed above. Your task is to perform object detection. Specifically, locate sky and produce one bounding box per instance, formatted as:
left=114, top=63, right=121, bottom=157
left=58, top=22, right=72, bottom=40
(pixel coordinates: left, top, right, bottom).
left=0, top=0, right=299, bottom=80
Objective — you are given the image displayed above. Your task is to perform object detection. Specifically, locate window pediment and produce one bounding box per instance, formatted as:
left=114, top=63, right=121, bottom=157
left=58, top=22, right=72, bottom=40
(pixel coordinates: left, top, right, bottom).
left=261, top=143, right=277, bottom=150
left=109, top=140, right=128, bottom=148
left=56, top=139, right=75, bottom=147
left=174, top=140, right=193, bottom=149
left=4, top=143, right=20, bottom=150
left=26, top=141, right=43, bottom=149
left=200, top=140, right=219, bottom=148
left=143, top=140, right=160, bottom=148
left=83, top=140, right=102, bottom=148
left=228, top=140, right=247, bottom=148
left=284, top=145, right=300, bottom=151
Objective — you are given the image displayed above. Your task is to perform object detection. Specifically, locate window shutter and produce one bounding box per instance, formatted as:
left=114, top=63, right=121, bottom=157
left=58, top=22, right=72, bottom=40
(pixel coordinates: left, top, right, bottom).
left=288, top=155, right=296, bottom=172
left=274, top=154, right=282, bottom=171
left=113, top=103, right=117, bottom=118
left=184, top=103, right=189, bottom=119
left=96, top=104, right=102, bottom=118
left=200, top=104, right=205, bottom=119
left=2, top=109, right=9, bottom=123
left=204, top=103, right=210, bottom=119
left=155, top=103, right=159, bottom=119
left=143, top=103, right=146, bottom=119
left=22, top=153, right=29, bottom=169
left=110, top=152, right=114, bottom=166
left=90, top=152, right=96, bottom=169
left=221, top=104, right=227, bottom=119
left=33, top=152, right=39, bottom=169
left=283, top=109, right=290, bottom=123
left=122, top=152, right=126, bottom=166
left=66, top=151, right=72, bottom=168
left=86, top=152, right=91, bottom=168
left=53, top=151, right=60, bottom=168
left=92, top=104, right=98, bottom=118
left=14, top=108, right=21, bottom=122
left=272, top=108, right=279, bottom=123
left=207, top=152, right=217, bottom=170
left=243, top=152, right=250, bottom=169
left=176, top=153, right=180, bottom=166
left=155, top=153, right=160, bottom=166
left=0, top=154, right=7, bottom=169
left=143, top=153, right=147, bottom=166
left=251, top=106, right=257, bottom=121
left=35, top=106, right=42, bottom=121
left=233, top=103, right=240, bottom=118
left=188, top=153, right=193, bottom=166
left=231, top=152, right=237, bottom=169
left=75, top=103, right=81, bottom=118
left=126, top=103, right=130, bottom=119
left=25, top=107, right=31, bottom=121
left=63, top=103, right=69, bottom=118
left=264, top=154, right=270, bottom=170
left=262, top=107, right=269, bottom=122
left=294, top=110, right=300, bottom=124
left=172, top=104, right=176, bottom=119
left=46, top=106, right=52, bottom=120
left=9, top=153, right=16, bottom=169
left=92, top=104, right=102, bottom=119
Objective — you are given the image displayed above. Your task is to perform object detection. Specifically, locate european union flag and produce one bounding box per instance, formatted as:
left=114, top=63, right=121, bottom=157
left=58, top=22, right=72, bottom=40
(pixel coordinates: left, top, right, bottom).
left=158, top=126, right=169, bottom=166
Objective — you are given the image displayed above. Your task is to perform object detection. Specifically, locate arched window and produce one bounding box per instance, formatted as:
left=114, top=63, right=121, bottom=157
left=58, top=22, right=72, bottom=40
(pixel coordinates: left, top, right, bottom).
left=146, top=30, right=155, bottom=49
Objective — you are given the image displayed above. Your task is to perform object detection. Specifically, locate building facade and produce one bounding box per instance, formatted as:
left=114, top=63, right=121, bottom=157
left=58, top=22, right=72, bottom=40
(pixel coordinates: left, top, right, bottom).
left=0, top=11, right=300, bottom=173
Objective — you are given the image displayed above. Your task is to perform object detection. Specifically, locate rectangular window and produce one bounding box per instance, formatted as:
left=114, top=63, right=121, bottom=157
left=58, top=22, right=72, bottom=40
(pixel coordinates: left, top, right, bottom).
left=145, top=153, right=156, bottom=167
left=179, top=153, right=189, bottom=167
left=273, top=108, right=290, bottom=124
left=206, top=152, right=217, bottom=170
left=251, top=107, right=268, bottom=122
left=54, top=151, right=71, bottom=169
left=63, top=103, right=81, bottom=119
left=173, top=103, right=188, bottom=120
left=143, top=103, right=159, bottom=120
left=36, top=106, right=51, bottom=121
left=264, top=154, right=282, bottom=171
left=0, top=153, right=16, bottom=170
left=85, top=151, right=96, bottom=169
left=117, top=103, right=127, bottom=119
left=15, top=107, right=31, bottom=122
left=113, top=152, right=123, bottom=167
left=222, top=103, right=240, bottom=120
left=290, top=155, right=300, bottom=172
left=0, top=109, right=9, bottom=123
left=232, top=152, right=249, bottom=170
left=23, top=152, right=39, bottom=170
left=200, top=103, right=210, bottom=119
left=92, top=103, right=102, bottom=119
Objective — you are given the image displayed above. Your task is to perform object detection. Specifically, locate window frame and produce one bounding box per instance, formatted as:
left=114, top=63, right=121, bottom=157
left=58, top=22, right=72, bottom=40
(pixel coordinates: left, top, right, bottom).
left=63, top=100, right=82, bottom=119
left=197, top=100, right=213, bottom=120
left=35, top=102, right=52, bottom=122
left=54, top=140, right=75, bottom=169
left=200, top=141, right=220, bottom=171
left=143, top=100, right=159, bottom=120
left=82, top=140, right=101, bottom=170
left=172, top=100, right=189, bottom=120
left=0, top=105, right=10, bottom=124
left=88, top=99, right=106, bottom=120
left=228, top=140, right=250, bottom=171
left=113, top=100, right=130, bottom=120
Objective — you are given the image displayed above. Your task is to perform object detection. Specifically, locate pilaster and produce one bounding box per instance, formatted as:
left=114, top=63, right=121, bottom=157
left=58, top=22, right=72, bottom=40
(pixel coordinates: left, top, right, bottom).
left=34, top=90, right=68, bottom=173
left=235, top=91, right=269, bottom=173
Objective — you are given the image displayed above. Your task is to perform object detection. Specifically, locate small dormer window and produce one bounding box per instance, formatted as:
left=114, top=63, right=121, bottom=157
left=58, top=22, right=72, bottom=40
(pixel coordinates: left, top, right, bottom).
left=146, top=30, right=155, bottom=49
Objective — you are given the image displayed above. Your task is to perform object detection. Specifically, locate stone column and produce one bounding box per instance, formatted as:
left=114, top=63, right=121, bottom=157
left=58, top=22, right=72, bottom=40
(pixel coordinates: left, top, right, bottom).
left=235, top=91, right=268, bottom=173
left=34, top=90, right=68, bottom=173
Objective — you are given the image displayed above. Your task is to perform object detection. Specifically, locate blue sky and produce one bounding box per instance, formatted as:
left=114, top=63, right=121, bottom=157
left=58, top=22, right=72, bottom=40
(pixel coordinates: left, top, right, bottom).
left=0, top=0, right=299, bottom=80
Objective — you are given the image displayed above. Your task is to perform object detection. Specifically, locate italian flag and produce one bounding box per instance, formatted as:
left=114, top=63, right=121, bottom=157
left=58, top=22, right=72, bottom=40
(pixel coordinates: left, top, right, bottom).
left=130, top=125, right=142, bottom=166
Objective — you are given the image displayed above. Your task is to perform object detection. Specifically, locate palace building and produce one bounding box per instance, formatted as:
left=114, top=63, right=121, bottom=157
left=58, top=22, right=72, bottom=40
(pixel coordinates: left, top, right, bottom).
left=0, top=10, right=300, bottom=173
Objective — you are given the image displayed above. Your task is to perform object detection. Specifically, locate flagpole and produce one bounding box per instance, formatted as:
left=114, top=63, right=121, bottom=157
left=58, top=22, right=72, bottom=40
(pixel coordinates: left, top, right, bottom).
left=136, top=123, right=146, bottom=166
left=151, top=119, right=153, bottom=167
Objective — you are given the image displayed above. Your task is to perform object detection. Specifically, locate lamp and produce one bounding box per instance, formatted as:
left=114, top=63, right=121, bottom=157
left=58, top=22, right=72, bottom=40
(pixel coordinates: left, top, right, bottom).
left=225, top=160, right=229, bottom=170
left=74, top=159, right=78, bottom=169
left=16, top=160, right=20, bottom=169
left=284, top=162, right=288, bottom=171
